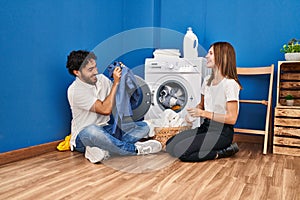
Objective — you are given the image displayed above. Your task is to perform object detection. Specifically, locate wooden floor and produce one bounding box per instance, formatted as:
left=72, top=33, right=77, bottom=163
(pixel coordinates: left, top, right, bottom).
left=0, top=143, right=299, bottom=200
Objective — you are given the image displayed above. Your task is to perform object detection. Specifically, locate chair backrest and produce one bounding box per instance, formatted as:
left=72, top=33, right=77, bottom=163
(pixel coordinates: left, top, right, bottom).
left=234, top=65, right=274, bottom=154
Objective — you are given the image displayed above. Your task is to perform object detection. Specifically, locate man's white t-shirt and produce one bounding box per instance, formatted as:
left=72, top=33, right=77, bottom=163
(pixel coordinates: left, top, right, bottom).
left=201, top=75, right=240, bottom=114
left=67, top=74, right=112, bottom=149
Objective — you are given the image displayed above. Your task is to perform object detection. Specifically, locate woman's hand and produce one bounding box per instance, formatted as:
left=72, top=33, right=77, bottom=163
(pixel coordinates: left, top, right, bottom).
left=187, top=107, right=203, bottom=118
left=185, top=114, right=196, bottom=125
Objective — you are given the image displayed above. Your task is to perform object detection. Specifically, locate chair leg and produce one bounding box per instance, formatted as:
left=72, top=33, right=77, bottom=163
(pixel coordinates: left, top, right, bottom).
left=269, top=111, right=273, bottom=153
left=263, top=131, right=268, bottom=154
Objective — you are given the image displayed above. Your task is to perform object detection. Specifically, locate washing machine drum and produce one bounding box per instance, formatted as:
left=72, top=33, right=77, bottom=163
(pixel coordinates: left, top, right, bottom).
left=156, top=80, right=188, bottom=113
left=129, top=75, right=151, bottom=121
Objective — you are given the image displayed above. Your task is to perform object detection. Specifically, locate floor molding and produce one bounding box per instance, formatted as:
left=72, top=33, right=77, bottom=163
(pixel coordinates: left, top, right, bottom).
left=0, top=141, right=61, bottom=166
left=0, top=134, right=264, bottom=166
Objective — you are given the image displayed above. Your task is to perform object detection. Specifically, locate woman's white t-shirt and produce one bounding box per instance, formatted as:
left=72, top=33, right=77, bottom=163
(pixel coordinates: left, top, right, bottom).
left=201, top=75, right=240, bottom=114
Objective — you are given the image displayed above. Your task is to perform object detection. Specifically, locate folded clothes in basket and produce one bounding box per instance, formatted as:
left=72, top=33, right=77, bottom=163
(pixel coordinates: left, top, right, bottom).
left=144, top=109, right=188, bottom=136
left=159, top=109, right=186, bottom=127
left=153, top=126, right=191, bottom=150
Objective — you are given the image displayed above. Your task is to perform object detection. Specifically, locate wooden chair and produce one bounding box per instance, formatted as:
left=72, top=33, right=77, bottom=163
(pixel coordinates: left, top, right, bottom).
left=234, top=65, right=274, bottom=154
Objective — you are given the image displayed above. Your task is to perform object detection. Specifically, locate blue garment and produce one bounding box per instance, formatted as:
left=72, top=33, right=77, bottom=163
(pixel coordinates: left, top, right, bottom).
left=74, top=121, right=149, bottom=155
left=107, top=62, right=142, bottom=139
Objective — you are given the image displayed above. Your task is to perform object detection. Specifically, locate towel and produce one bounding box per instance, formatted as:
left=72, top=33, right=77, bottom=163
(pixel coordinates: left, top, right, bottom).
left=144, top=110, right=187, bottom=137
left=149, top=109, right=186, bottom=128
left=57, top=135, right=71, bottom=151
left=160, top=109, right=185, bottom=127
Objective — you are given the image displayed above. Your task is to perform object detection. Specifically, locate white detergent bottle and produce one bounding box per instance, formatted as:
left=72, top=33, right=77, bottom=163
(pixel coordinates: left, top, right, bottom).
left=183, top=27, right=198, bottom=58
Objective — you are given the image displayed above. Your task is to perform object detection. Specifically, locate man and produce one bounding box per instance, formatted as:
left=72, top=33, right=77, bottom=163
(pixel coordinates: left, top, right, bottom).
left=66, top=50, right=162, bottom=163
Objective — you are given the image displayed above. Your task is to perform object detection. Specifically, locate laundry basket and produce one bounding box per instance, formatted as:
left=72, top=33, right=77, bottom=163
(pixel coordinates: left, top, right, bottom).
left=153, top=126, right=191, bottom=150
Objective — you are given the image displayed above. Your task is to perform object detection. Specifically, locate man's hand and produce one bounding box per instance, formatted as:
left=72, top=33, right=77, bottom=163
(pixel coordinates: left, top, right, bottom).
left=113, top=67, right=122, bottom=84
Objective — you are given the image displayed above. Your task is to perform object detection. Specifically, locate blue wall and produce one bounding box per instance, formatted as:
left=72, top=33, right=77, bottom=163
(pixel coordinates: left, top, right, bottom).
left=161, top=0, right=300, bottom=130
left=1, top=0, right=299, bottom=152
left=0, top=0, right=124, bottom=152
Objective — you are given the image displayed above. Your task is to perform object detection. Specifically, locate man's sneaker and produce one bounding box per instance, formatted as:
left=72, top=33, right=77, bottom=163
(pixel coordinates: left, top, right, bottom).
left=85, top=146, right=110, bottom=163
left=135, top=140, right=162, bottom=155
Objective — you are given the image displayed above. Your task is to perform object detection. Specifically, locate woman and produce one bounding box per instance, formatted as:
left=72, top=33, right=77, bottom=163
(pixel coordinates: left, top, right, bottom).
left=166, top=42, right=242, bottom=162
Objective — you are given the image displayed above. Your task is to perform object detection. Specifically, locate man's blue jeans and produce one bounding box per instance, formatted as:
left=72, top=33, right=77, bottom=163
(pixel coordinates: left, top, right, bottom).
left=75, top=121, right=149, bottom=156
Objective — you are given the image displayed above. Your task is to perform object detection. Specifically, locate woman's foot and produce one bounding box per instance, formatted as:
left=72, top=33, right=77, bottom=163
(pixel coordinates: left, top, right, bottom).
left=216, top=143, right=239, bottom=159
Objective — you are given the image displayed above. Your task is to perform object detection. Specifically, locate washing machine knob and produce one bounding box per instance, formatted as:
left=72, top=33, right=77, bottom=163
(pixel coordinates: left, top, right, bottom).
left=168, top=64, right=174, bottom=69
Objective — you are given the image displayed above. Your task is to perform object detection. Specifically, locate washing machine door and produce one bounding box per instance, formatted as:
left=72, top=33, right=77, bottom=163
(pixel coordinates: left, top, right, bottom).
left=130, top=75, right=151, bottom=121
left=144, top=74, right=201, bottom=121
left=156, top=80, right=188, bottom=113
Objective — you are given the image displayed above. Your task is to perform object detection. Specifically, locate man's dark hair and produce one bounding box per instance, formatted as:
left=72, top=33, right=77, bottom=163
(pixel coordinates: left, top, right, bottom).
left=66, top=50, right=97, bottom=76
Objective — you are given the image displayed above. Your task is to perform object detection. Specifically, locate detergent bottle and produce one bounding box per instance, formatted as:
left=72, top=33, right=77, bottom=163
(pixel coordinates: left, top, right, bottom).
left=183, top=27, right=198, bottom=58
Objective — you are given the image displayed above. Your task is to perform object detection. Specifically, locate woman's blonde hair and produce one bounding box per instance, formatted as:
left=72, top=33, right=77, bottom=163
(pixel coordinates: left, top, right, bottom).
left=207, top=42, right=242, bottom=89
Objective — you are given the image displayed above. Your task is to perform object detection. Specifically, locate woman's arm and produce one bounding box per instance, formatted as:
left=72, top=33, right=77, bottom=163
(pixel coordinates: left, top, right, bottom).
left=196, top=95, right=204, bottom=110
left=212, top=101, right=239, bottom=125
left=187, top=100, right=239, bottom=125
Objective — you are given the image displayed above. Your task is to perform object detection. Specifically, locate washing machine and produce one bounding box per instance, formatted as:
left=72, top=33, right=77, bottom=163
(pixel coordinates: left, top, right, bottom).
left=143, top=56, right=207, bottom=127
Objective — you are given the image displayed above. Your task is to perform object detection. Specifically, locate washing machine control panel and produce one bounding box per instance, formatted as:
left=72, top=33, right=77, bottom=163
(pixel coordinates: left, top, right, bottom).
left=145, top=57, right=206, bottom=73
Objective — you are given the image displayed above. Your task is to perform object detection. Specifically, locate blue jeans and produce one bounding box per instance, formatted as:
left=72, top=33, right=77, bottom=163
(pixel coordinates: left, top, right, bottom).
left=74, top=121, right=149, bottom=156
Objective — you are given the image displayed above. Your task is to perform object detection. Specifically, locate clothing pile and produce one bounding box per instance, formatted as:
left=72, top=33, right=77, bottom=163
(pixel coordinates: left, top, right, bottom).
left=145, top=109, right=188, bottom=137
left=57, top=135, right=71, bottom=151
left=158, top=85, right=185, bottom=111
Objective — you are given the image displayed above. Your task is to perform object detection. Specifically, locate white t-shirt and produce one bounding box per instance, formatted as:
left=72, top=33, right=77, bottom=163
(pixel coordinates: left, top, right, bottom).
left=67, top=74, right=112, bottom=149
left=201, top=75, right=240, bottom=114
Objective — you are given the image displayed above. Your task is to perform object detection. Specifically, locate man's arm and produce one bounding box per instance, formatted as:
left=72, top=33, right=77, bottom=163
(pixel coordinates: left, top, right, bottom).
left=90, top=67, right=121, bottom=115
